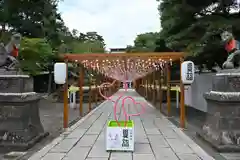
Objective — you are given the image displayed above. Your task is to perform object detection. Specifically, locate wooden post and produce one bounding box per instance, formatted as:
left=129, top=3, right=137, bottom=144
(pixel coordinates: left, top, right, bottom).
left=147, top=74, right=150, bottom=100
left=79, top=66, right=84, bottom=117
left=136, top=79, right=139, bottom=92
left=180, top=58, right=185, bottom=128
left=95, top=73, right=98, bottom=106
left=134, top=80, right=137, bottom=91
left=103, top=75, right=106, bottom=100
left=105, top=77, right=107, bottom=96
left=88, top=71, right=92, bottom=113
left=63, top=59, right=69, bottom=129
left=148, top=74, right=152, bottom=101
left=118, top=80, right=121, bottom=89
left=114, top=80, right=116, bottom=93
left=152, top=71, right=156, bottom=104
left=138, top=79, right=141, bottom=95
left=133, top=80, right=136, bottom=89
left=142, top=77, right=146, bottom=98
left=118, top=80, right=121, bottom=91
left=145, top=76, right=148, bottom=99
left=167, top=63, right=171, bottom=117
left=159, top=70, right=162, bottom=111
left=99, top=74, right=103, bottom=101
left=109, top=78, right=112, bottom=96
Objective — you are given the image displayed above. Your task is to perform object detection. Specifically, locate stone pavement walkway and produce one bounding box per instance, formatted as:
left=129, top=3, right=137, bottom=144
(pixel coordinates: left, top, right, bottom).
left=28, top=90, right=215, bottom=160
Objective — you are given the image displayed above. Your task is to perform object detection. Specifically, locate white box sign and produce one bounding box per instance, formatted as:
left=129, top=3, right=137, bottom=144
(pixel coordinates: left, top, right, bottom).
left=181, top=61, right=195, bottom=85
left=106, top=121, right=134, bottom=151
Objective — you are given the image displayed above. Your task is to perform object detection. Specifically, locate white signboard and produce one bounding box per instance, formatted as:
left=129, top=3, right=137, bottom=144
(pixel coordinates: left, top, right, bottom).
left=181, top=61, right=195, bottom=85
left=106, top=121, right=134, bottom=151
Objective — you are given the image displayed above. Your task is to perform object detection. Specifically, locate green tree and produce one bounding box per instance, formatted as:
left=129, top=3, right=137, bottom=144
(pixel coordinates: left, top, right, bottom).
left=154, top=38, right=172, bottom=52
left=158, top=0, right=240, bottom=69
left=126, top=32, right=171, bottom=52
left=19, top=38, right=54, bottom=75
left=0, top=0, right=107, bottom=55
left=126, top=32, right=159, bottom=52
left=0, top=0, right=67, bottom=48
left=0, top=0, right=108, bottom=94
left=65, top=31, right=106, bottom=54
left=69, top=41, right=104, bottom=53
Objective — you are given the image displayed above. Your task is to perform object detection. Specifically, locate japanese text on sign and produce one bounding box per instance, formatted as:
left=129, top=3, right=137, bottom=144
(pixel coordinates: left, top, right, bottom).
left=122, top=129, right=129, bottom=147
left=186, top=63, right=193, bottom=81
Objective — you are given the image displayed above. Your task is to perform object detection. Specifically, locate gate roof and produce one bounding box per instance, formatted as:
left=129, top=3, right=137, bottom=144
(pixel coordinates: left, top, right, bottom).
left=63, top=52, right=185, bottom=81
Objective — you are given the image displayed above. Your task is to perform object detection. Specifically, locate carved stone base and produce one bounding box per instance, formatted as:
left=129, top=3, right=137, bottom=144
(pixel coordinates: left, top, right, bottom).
left=0, top=74, right=33, bottom=93
left=197, top=70, right=240, bottom=151
left=0, top=93, right=49, bottom=150
left=198, top=90, right=240, bottom=152
left=198, top=126, right=240, bottom=152
left=0, top=69, right=24, bottom=75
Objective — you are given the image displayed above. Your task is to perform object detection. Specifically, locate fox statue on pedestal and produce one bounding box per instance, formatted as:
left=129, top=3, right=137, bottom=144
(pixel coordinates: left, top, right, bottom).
left=221, top=31, right=240, bottom=69
left=0, top=33, right=21, bottom=70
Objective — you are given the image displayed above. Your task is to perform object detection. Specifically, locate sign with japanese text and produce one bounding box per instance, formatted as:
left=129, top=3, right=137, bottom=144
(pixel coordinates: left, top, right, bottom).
left=106, top=120, right=134, bottom=151
left=181, top=61, right=195, bottom=85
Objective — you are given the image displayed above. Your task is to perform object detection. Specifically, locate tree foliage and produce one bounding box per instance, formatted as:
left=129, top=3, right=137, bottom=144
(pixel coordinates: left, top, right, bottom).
left=19, top=38, right=54, bottom=75
left=126, top=32, right=171, bottom=52
left=158, top=0, right=240, bottom=69
left=65, top=32, right=105, bottom=54
left=0, top=0, right=106, bottom=74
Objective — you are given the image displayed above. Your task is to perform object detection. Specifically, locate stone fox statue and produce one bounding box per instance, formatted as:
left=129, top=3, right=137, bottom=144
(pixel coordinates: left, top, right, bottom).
left=0, top=33, right=21, bottom=70
left=221, top=31, right=240, bottom=69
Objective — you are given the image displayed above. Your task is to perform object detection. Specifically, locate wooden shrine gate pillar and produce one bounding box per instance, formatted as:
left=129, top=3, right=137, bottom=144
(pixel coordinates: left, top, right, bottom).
left=159, top=69, right=163, bottom=112
left=79, top=66, right=84, bottom=117
left=63, top=59, right=69, bottom=129
left=94, top=73, right=98, bottom=106
left=149, top=73, right=153, bottom=101
left=180, top=57, right=185, bottom=128
left=167, top=63, right=171, bottom=117
left=133, top=80, right=136, bottom=89
left=139, top=78, right=144, bottom=96
left=145, top=76, right=148, bottom=99
left=152, top=71, right=157, bottom=105
left=88, top=70, right=92, bottom=113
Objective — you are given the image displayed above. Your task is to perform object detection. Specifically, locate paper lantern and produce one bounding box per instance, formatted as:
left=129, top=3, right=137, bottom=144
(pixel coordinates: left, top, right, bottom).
left=54, top=63, right=67, bottom=84
left=181, top=61, right=194, bottom=85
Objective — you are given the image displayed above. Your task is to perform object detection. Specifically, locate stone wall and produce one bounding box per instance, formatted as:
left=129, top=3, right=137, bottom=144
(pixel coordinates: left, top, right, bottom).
left=184, top=72, right=214, bottom=112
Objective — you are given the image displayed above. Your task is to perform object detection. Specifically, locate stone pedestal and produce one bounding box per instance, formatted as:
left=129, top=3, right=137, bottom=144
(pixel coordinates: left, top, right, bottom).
left=198, top=69, right=240, bottom=152
left=0, top=73, right=48, bottom=150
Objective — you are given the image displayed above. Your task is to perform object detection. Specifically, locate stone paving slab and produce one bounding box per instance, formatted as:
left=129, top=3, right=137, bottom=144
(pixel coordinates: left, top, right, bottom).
left=28, top=90, right=215, bottom=160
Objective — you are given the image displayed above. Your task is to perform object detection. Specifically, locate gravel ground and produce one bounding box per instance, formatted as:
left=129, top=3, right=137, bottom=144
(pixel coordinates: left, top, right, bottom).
left=0, top=98, right=103, bottom=160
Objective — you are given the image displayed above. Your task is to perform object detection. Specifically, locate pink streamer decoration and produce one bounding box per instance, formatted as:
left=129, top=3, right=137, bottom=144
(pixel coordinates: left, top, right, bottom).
left=98, top=78, right=146, bottom=127
left=83, top=58, right=167, bottom=127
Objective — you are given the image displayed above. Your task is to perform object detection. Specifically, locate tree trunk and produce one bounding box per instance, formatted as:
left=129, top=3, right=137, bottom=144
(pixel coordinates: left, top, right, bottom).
left=47, top=71, right=52, bottom=94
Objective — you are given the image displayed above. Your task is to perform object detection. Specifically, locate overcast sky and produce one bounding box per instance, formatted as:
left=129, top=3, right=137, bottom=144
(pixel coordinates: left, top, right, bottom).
left=58, top=0, right=161, bottom=49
